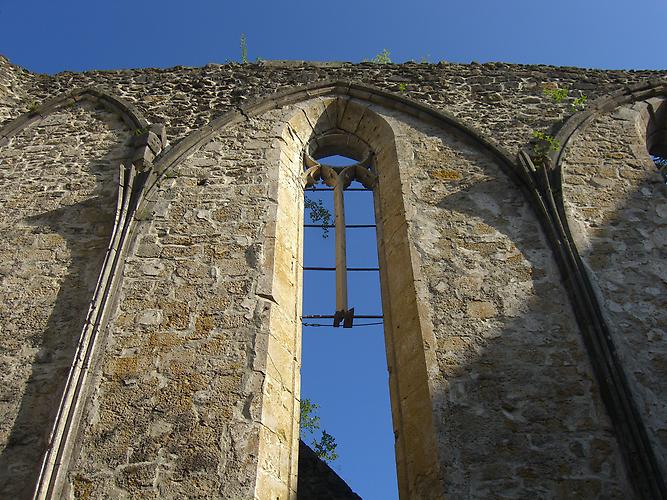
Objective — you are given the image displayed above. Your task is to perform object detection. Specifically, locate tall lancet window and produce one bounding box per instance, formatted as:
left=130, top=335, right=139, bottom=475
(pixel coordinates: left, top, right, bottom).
left=298, top=132, right=398, bottom=498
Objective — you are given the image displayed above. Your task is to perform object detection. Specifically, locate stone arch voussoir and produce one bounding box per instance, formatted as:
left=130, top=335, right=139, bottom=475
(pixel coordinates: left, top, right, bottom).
left=144, top=80, right=524, bottom=209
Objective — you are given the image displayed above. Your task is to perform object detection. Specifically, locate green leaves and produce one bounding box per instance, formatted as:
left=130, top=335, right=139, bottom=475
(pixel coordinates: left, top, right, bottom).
left=304, top=197, right=332, bottom=238
left=300, top=398, right=321, bottom=435
left=240, top=34, right=248, bottom=64
left=313, top=430, right=339, bottom=463
left=371, top=49, right=392, bottom=64
left=531, top=130, right=560, bottom=152
left=300, top=398, right=339, bottom=463
left=543, top=84, right=588, bottom=112
left=543, top=87, right=569, bottom=102
left=530, top=130, right=561, bottom=166
left=571, top=94, right=587, bottom=111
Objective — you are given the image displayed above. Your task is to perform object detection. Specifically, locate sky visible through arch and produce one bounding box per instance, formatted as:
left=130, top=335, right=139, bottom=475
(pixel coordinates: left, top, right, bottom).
left=302, top=154, right=393, bottom=498
left=0, top=1, right=665, bottom=498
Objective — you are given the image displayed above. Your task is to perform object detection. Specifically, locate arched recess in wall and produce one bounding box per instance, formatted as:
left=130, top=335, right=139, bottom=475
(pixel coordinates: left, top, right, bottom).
left=558, top=84, right=667, bottom=482
left=91, top=81, right=634, bottom=499
left=0, top=89, right=161, bottom=500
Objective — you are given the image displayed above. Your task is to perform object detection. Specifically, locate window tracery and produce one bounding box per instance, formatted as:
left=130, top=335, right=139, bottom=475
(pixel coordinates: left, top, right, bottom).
left=301, top=133, right=379, bottom=328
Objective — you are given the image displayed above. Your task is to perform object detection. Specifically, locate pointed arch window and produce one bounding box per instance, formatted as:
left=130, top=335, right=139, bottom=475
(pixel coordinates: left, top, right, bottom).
left=301, top=132, right=381, bottom=328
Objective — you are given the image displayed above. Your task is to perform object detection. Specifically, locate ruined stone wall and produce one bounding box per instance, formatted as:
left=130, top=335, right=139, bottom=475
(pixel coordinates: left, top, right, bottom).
left=0, top=57, right=666, bottom=499
left=1, top=57, right=663, bottom=156
left=68, top=109, right=303, bottom=499
left=0, top=100, right=133, bottom=497
left=394, top=113, right=629, bottom=497
left=561, top=98, right=667, bottom=476
left=0, top=56, right=36, bottom=124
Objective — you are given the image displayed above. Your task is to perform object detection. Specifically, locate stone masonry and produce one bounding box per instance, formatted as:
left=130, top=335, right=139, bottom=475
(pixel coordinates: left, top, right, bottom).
left=0, top=54, right=666, bottom=499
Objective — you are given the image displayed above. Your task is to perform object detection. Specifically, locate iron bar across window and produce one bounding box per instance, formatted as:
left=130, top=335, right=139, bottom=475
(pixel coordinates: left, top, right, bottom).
left=303, top=267, right=379, bottom=271
left=304, top=224, right=376, bottom=228
left=302, top=314, right=383, bottom=319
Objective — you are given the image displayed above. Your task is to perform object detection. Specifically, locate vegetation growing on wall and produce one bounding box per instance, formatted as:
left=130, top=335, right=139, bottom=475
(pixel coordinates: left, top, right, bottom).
left=300, top=398, right=339, bottom=463
left=240, top=33, right=248, bottom=64
left=529, top=84, right=588, bottom=165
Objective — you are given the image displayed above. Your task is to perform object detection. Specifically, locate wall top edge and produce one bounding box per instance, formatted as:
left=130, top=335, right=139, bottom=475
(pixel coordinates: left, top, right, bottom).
left=2, top=54, right=666, bottom=78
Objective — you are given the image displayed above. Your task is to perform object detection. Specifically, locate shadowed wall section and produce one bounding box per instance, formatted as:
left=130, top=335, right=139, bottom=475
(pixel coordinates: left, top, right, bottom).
left=561, top=97, right=667, bottom=477
left=0, top=100, right=133, bottom=498
left=384, top=107, right=630, bottom=497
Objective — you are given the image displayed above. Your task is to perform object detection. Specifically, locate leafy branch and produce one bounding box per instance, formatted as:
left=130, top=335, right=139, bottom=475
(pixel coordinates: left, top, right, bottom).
left=300, top=398, right=339, bottom=463
left=313, top=430, right=339, bottom=462
left=530, top=130, right=561, bottom=166
left=300, top=398, right=321, bottom=434
left=304, top=197, right=332, bottom=238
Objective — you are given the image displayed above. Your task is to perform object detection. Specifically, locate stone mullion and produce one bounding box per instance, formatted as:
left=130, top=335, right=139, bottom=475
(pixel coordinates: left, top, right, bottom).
left=314, top=164, right=360, bottom=327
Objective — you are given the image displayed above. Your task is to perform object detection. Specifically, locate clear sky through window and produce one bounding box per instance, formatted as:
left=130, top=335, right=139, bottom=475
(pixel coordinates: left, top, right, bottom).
left=302, top=155, right=397, bottom=499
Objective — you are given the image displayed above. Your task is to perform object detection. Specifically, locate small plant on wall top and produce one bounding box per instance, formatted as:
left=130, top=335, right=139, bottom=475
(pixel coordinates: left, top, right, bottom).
left=240, top=33, right=248, bottom=64
left=371, top=49, right=392, bottom=64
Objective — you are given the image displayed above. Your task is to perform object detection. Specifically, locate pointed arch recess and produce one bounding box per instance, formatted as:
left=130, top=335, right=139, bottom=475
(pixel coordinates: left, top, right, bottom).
left=552, top=79, right=667, bottom=177
left=0, top=87, right=150, bottom=147
left=133, top=82, right=636, bottom=498
left=0, top=88, right=168, bottom=500
left=275, top=96, right=448, bottom=499
left=139, top=81, right=530, bottom=498
left=543, top=80, right=667, bottom=499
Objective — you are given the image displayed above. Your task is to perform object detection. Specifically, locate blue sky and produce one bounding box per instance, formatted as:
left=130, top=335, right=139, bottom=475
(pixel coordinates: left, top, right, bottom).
left=1, top=1, right=665, bottom=499
left=1, top=0, right=666, bottom=73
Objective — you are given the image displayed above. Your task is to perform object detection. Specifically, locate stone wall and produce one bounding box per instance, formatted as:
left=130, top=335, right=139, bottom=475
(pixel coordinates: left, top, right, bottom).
left=0, top=56, right=666, bottom=499
left=0, top=99, right=133, bottom=497
left=0, top=56, right=35, bottom=124
left=562, top=98, right=667, bottom=476
left=0, top=57, right=664, bottom=156
left=397, top=113, right=628, bottom=497
left=68, top=108, right=304, bottom=499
